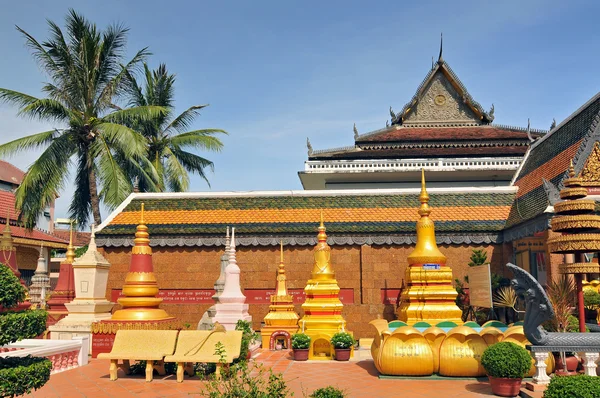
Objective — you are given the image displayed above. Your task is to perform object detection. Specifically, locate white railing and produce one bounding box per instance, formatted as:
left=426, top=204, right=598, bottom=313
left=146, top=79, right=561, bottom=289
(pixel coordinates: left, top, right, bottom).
left=304, top=157, right=522, bottom=172
left=1, top=336, right=89, bottom=374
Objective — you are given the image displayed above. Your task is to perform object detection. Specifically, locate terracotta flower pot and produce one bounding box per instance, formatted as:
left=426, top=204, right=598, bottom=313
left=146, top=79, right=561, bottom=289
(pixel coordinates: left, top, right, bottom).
left=293, top=349, right=309, bottom=361
left=488, top=376, right=522, bottom=397
left=334, top=348, right=351, bottom=361
left=555, top=354, right=579, bottom=374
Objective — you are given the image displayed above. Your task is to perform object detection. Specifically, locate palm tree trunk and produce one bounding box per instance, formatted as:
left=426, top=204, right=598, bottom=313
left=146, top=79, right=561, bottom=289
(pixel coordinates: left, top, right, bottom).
left=88, top=167, right=102, bottom=226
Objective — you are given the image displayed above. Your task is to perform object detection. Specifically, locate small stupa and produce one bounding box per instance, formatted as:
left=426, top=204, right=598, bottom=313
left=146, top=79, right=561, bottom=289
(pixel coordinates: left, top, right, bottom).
left=47, top=222, right=76, bottom=319
left=397, top=170, right=463, bottom=325
left=50, top=225, right=115, bottom=347
left=548, top=160, right=600, bottom=331
left=214, top=228, right=252, bottom=331
left=198, top=227, right=230, bottom=330
left=260, top=241, right=299, bottom=349
left=111, top=203, right=174, bottom=321
left=299, top=213, right=349, bottom=360
left=29, top=245, right=51, bottom=309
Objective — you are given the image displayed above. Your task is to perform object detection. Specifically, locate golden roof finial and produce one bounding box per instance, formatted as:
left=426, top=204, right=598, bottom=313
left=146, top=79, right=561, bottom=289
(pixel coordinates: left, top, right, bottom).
left=132, top=202, right=151, bottom=255
left=4, top=208, right=11, bottom=233
left=280, top=240, right=284, bottom=265
left=65, top=221, right=76, bottom=263
left=275, top=240, right=288, bottom=296
left=0, top=208, right=14, bottom=252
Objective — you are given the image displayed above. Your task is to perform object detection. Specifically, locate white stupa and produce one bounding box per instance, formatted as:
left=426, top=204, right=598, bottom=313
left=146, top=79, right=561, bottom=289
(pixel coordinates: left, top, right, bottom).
left=213, top=228, right=252, bottom=330
left=29, top=245, right=51, bottom=309
left=198, top=227, right=230, bottom=330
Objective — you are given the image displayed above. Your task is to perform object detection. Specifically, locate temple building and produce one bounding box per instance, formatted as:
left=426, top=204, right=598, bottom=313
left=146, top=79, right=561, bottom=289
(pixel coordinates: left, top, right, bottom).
left=300, top=48, right=545, bottom=190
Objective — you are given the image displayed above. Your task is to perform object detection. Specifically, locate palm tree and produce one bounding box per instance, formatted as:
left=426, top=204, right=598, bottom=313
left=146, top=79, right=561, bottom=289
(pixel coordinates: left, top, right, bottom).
left=122, top=64, right=226, bottom=192
left=0, top=10, right=162, bottom=228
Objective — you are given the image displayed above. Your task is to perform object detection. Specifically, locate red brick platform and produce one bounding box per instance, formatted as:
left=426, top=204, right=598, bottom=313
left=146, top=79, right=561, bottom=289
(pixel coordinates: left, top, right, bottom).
left=27, top=350, right=499, bottom=397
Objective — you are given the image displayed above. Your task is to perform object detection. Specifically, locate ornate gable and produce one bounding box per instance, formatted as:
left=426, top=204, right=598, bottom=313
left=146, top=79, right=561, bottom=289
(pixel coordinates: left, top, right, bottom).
left=580, top=141, right=600, bottom=186
left=393, top=58, right=494, bottom=127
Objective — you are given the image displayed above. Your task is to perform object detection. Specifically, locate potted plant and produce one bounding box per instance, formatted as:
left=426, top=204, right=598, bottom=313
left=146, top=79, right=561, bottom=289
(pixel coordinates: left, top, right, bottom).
left=584, top=289, right=600, bottom=323
left=291, top=333, right=310, bottom=361
left=330, top=332, right=354, bottom=361
left=481, top=342, right=531, bottom=397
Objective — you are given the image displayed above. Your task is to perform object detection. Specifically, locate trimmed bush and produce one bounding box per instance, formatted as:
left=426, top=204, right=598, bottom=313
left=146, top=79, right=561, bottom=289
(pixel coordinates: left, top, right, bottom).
left=291, top=333, right=310, bottom=349
left=481, top=342, right=531, bottom=379
left=0, top=263, right=51, bottom=397
left=309, top=386, right=346, bottom=397
left=0, top=356, right=52, bottom=398
left=330, top=333, right=354, bottom=349
left=543, top=375, right=600, bottom=398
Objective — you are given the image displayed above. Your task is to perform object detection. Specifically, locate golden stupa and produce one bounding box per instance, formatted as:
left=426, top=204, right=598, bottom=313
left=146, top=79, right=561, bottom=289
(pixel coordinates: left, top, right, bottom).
left=396, top=170, right=463, bottom=325
left=260, top=241, right=299, bottom=350
left=299, top=213, right=350, bottom=360
left=111, top=203, right=174, bottom=321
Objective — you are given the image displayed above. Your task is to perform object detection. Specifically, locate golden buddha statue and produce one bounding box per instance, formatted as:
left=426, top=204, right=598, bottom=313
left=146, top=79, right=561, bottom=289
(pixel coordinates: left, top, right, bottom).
left=111, top=203, right=174, bottom=321
left=397, top=170, right=463, bottom=325
left=299, top=213, right=350, bottom=360
left=260, top=241, right=299, bottom=349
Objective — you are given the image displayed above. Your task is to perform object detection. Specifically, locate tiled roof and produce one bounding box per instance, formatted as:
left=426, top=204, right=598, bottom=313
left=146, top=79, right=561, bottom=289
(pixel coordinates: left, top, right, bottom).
left=96, top=189, right=516, bottom=246
left=356, top=126, right=538, bottom=143
left=0, top=190, right=69, bottom=247
left=507, top=93, right=600, bottom=229
left=0, top=160, right=25, bottom=186
left=316, top=145, right=528, bottom=160
left=52, top=230, right=91, bottom=247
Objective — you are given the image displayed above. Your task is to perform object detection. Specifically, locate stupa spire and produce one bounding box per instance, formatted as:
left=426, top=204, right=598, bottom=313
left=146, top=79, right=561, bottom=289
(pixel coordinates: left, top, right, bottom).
left=275, top=241, right=288, bottom=297
left=1, top=208, right=14, bottom=252
left=397, top=169, right=462, bottom=325
left=312, top=210, right=334, bottom=278
left=65, top=222, right=76, bottom=264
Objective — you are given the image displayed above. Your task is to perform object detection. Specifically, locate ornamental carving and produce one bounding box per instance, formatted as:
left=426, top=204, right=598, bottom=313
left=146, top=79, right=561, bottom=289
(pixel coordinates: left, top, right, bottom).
left=547, top=234, right=600, bottom=253
left=559, top=263, right=600, bottom=275
left=580, top=141, right=600, bottom=186
left=404, top=72, right=480, bottom=124
left=551, top=216, right=600, bottom=232
left=553, top=200, right=595, bottom=214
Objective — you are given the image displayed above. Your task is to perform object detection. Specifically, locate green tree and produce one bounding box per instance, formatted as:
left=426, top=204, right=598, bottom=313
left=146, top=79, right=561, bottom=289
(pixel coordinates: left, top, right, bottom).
left=122, top=63, right=226, bottom=191
left=0, top=10, right=162, bottom=228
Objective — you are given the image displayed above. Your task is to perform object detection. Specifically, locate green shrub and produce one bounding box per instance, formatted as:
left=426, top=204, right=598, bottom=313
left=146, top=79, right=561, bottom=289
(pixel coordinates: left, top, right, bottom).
left=330, top=333, right=354, bottom=349
left=235, top=320, right=255, bottom=362
left=0, top=264, right=25, bottom=309
left=584, top=289, right=600, bottom=308
left=291, top=333, right=310, bottom=350
left=543, top=374, right=600, bottom=398
left=201, top=361, right=291, bottom=398
left=0, top=356, right=52, bottom=398
left=0, top=310, right=48, bottom=346
left=481, top=342, right=531, bottom=379
left=309, top=386, right=346, bottom=397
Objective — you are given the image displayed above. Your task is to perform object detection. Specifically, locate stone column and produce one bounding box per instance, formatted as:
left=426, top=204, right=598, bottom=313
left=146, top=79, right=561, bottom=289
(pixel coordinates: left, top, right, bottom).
left=531, top=351, right=551, bottom=385
left=579, top=351, right=600, bottom=377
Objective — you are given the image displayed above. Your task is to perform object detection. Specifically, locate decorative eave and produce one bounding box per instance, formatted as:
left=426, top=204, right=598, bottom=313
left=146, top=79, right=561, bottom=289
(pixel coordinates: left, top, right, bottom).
left=503, top=213, right=552, bottom=242
left=96, top=232, right=503, bottom=248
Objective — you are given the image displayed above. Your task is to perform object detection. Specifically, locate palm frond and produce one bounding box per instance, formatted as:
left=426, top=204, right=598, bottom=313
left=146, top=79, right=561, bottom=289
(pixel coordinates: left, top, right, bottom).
left=101, top=105, right=166, bottom=126
left=94, top=122, right=147, bottom=158
left=169, top=129, right=226, bottom=152
left=18, top=98, right=71, bottom=122
left=0, top=88, right=39, bottom=109
left=164, top=105, right=209, bottom=133
left=170, top=147, right=214, bottom=187
left=0, top=130, right=59, bottom=157
left=493, top=287, right=523, bottom=312
left=68, top=154, right=92, bottom=227
left=92, top=135, right=133, bottom=208
left=163, top=147, right=189, bottom=192
left=14, top=133, right=75, bottom=228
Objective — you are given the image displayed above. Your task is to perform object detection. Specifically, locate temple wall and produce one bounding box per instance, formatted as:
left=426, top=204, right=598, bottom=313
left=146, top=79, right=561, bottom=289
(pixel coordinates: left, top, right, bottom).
left=16, top=246, right=40, bottom=271
left=100, top=242, right=508, bottom=339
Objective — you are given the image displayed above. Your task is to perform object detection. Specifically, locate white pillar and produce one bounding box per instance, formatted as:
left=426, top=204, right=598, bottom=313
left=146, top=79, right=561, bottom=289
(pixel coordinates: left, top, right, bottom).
left=579, top=352, right=600, bottom=377
left=532, top=351, right=551, bottom=384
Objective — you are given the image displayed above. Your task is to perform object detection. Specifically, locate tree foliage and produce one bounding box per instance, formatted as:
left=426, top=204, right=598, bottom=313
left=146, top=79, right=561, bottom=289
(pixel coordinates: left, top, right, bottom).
left=0, top=9, right=163, bottom=228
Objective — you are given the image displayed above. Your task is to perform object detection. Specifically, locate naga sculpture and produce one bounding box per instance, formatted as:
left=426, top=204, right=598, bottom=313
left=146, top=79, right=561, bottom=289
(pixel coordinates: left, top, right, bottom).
left=507, top=262, right=600, bottom=347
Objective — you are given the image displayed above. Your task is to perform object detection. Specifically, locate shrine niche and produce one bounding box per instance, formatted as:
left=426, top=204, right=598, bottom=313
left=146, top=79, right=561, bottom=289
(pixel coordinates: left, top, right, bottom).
left=268, top=330, right=291, bottom=350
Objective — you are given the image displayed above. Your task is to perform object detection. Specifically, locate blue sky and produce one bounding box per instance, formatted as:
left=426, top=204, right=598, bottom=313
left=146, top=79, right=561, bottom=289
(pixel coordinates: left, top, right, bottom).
left=1, top=0, right=599, bottom=221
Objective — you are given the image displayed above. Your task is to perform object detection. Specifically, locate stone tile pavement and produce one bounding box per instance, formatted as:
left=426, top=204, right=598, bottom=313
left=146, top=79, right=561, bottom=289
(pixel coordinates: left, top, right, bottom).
left=27, top=350, right=507, bottom=397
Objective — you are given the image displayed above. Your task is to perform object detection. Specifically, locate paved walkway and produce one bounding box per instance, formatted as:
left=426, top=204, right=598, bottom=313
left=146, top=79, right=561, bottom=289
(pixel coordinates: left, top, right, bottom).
left=28, top=350, right=503, bottom=397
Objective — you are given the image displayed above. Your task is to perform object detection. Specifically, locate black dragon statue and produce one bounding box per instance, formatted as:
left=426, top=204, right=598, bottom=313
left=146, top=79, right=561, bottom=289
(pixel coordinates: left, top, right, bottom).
left=507, top=263, right=600, bottom=347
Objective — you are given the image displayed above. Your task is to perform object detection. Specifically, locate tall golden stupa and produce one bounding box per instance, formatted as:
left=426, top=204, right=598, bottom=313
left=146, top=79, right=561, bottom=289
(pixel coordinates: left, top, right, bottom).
left=300, top=213, right=350, bottom=360
left=111, top=203, right=174, bottom=321
left=260, top=241, right=299, bottom=349
left=397, top=170, right=463, bottom=325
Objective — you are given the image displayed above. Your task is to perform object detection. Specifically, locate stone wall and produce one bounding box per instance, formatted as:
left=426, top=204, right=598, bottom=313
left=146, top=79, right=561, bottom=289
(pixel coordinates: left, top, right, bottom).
left=100, top=243, right=512, bottom=339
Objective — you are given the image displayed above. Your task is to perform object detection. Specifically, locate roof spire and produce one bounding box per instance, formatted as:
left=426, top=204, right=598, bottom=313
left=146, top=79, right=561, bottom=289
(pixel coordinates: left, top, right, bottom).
left=353, top=123, right=359, bottom=140
left=569, top=159, right=575, bottom=178
left=88, top=223, right=97, bottom=251
left=4, top=208, right=11, bottom=233
left=280, top=240, right=284, bottom=264
left=437, top=32, right=443, bottom=63
left=132, top=203, right=151, bottom=255
left=419, top=169, right=431, bottom=217
left=306, top=137, right=313, bottom=156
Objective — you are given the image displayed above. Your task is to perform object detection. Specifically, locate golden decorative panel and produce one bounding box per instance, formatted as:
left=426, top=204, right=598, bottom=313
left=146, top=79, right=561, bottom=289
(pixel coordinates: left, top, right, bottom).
left=580, top=141, right=600, bottom=186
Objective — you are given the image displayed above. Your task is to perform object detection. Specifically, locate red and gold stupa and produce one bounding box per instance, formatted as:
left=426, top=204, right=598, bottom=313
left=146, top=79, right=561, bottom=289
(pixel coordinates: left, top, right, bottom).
left=47, top=223, right=76, bottom=321
left=91, top=203, right=176, bottom=357
left=299, top=213, right=350, bottom=360
left=397, top=170, right=463, bottom=325
left=260, top=241, right=299, bottom=349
